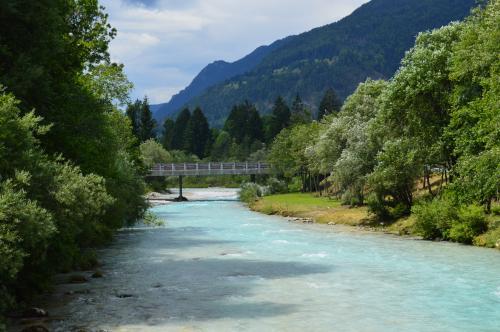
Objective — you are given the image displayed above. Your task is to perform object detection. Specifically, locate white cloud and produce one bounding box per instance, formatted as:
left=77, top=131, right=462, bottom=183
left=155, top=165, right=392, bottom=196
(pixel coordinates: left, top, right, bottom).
left=101, top=0, right=369, bottom=104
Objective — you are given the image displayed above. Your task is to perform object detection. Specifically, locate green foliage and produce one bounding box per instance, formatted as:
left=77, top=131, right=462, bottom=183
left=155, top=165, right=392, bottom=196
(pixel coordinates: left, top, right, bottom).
left=290, top=94, right=312, bottom=125
left=184, top=107, right=211, bottom=158
left=170, top=108, right=191, bottom=150
left=287, top=177, right=303, bottom=193
left=0, top=0, right=147, bottom=317
left=413, top=196, right=488, bottom=244
left=413, top=198, right=456, bottom=240
left=162, top=119, right=175, bottom=150
left=211, top=131, right=232, bottom=160
left=143, top=211, right=165, bottom=227
left=126, top=97, right=157, bottom=143
left=140, top=140, right=172, bottom=168
left=266, top=178, right=288, bottom=195
left=368, top=138, right=421, bottom=216
left=266, top=96, right=291, bottom=142
left=239, top=183, right=264, bottom=203
left=317, top=88, right=342, bottom=120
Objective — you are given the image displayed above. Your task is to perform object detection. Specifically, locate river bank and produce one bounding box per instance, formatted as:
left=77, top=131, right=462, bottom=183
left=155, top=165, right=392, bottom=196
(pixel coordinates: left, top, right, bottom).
left=249, top=193, right=500, bottom=250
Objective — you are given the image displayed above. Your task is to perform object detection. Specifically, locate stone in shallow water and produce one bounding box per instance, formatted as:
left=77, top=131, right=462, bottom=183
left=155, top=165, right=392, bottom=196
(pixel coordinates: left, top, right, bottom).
left=116, top=293, right=134, bottom=298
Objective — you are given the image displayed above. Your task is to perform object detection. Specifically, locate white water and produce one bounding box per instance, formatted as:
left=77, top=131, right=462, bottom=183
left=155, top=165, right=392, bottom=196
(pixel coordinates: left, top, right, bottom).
left=45, top=189, right=500, bottom=331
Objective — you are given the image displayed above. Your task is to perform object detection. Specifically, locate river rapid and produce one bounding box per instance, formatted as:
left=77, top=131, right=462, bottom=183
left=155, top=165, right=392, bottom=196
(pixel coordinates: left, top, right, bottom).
left=44, top=188, right=499, bottom=332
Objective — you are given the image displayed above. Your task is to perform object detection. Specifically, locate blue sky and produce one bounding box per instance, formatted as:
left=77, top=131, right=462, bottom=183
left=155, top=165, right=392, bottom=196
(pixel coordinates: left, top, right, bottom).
left=101, top=0, right=368, bottom=104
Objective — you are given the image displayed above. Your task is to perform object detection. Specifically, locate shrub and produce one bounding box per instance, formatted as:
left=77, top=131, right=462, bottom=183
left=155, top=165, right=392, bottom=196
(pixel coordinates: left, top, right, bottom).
left=266, top=178, right=288, bottom=195
left=473, top=226, right=500, bottom=249
left=449, top=205, right=488, bottom=244
left=412, top=198, right=455, bottom=240
left=239, top=182, right=263, bottom=203
left=287, top=177, right=302, bottom=193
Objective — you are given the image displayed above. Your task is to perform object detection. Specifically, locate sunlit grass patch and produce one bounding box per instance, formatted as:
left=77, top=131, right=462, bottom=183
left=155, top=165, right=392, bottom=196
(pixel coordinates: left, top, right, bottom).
left=251, top=193, right=370, bottom=226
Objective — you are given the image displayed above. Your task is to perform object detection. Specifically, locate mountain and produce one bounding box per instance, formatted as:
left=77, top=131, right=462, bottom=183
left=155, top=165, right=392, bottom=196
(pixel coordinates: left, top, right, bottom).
left=152, top=37, right=293, bottom=122
left=154, top=0, right=475, bottom=126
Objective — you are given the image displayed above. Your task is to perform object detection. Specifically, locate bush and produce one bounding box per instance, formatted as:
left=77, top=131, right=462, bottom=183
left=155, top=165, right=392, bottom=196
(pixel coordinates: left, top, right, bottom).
left=449, top=205, right=488, bottom=244
left=239, top=182, right=264, bottom=203
left=266, top=178, right=288, bottom=195
left=287, top=177, right=302, bottom=193
left=474, top=226, right=500, bottom=249
left=413, top=196, right=488, bottom=243
left=412, top=198, right=455, bottom=240
left=367, top=193, right=391, bottom=221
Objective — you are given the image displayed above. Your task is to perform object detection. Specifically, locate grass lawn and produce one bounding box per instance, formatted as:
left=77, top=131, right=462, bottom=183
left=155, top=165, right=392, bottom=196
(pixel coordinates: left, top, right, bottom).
left=251, top=193, right=371, bottom=226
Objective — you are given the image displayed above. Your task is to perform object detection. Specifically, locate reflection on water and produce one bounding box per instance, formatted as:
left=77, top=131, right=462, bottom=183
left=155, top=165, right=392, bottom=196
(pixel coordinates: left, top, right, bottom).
left=45, top=189, right=500, bottom=331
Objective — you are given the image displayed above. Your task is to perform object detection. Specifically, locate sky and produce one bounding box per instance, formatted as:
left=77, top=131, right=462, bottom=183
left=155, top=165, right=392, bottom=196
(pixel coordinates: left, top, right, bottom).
left=101, top=0, right=369, bottom=104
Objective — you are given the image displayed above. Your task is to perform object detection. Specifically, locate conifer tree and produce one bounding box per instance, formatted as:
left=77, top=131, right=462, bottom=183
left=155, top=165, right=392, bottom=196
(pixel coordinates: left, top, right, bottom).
left=162, top=119, right=175, bottom=150
left=318, top=88, right=342, bottom=120
left=290, top=94, right=312, bottom=125
left=170, top=108, right=191, bottom=150
left=184, top=107, right=210, bottom=158
left=266, top=96, right=291, bottom=142
left=139, top=96, right=156, bottom=142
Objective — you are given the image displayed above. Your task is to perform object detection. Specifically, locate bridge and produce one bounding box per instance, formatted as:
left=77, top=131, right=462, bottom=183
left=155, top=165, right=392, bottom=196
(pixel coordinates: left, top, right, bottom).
left=148, top=162, right=272, bottom=201
left=149, top=162, right=271, bottom=177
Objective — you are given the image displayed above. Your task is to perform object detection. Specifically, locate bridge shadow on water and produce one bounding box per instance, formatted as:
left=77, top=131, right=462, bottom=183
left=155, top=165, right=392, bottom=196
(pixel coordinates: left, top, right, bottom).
left=61, top=225, right=333, bottom=329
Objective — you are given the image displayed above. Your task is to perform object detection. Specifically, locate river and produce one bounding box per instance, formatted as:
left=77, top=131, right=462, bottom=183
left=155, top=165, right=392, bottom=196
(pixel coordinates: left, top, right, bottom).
left=45, top=189, right=499, bottom=332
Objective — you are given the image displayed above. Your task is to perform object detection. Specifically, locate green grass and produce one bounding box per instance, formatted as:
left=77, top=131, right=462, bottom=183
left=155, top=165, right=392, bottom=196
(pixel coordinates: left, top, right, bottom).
left=251, top=193, right=370, bottom=225
left=258, top=193, right=342, bottom=209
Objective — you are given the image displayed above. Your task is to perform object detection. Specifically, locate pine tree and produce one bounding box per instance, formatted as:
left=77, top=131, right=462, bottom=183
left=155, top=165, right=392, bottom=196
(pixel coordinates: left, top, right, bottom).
left=139, top=96, right=156, bottom=142
left=290, top=94, right=312, bottom=125
left=126, top=99, right=142, bottom=140
left=317, top=88, right=342, bottom=120
left=266, top=96, right=291, bottom=142
left=162, top=119, right=175, bottom=150
left=184, top=107, right=210, bottom=158
left=170, top=108, right=191, bottom=150
left=246, top=104, right=264, bottom=143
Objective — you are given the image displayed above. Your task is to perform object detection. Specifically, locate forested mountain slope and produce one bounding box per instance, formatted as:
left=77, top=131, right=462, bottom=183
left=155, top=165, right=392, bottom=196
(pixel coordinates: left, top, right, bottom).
left=155, top=0, right=475, bottom=126
left=152, top=37, right=293, bottom=122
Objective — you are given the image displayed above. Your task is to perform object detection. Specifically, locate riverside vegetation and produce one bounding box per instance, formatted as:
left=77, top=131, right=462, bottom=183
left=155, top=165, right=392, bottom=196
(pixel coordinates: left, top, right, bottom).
left=0, top=1, right=150, bottom=327
left=240, top=1, right=500, bottom=249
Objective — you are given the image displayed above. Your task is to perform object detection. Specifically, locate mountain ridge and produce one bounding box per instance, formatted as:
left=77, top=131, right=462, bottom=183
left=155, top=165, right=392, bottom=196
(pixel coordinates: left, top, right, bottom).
left=154, top=0, right=475, bottom=126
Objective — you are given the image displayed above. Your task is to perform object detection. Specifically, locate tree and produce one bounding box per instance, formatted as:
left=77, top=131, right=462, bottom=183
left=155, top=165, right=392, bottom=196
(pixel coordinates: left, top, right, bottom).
left=170, top=108, right=191, bottom=150
left=139, top=139, right=172, bottom=168
left=290, top=94, right=312, bottom=125
left=446, top=0, right=500, bottom=210
left=162, top=119, right=175, bottom=150
left=126, top=99, right=142, bottom=139
left=139, top=97, right=156, bottom=142
left=211, top=131, right=232, bottom=161
left=310, top=79, right=388, bottom=205
left=184, top=107, right=210, bottom=158
left=317, top=88, right=342, bottom=120
left=266, top=96, right=291, bottom=142
left=224, top=101, right=263, bottom=144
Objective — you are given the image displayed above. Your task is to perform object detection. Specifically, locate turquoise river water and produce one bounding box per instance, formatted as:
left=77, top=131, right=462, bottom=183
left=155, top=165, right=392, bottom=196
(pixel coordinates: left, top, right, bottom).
left=46, top=189, right=499, bottom=332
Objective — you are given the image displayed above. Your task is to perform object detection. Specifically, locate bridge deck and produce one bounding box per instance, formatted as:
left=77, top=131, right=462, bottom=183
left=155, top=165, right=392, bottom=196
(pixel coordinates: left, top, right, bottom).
left=149, top=162, right=271, bottom=177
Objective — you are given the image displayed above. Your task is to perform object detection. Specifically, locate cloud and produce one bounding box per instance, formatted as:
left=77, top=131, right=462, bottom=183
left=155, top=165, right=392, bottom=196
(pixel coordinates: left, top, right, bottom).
left=101, top=0, right=368, bottom=104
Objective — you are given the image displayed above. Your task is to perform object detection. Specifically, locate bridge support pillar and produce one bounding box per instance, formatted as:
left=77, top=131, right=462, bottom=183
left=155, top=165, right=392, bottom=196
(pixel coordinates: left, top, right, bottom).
left=175, top=175, right=188, bottom=202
